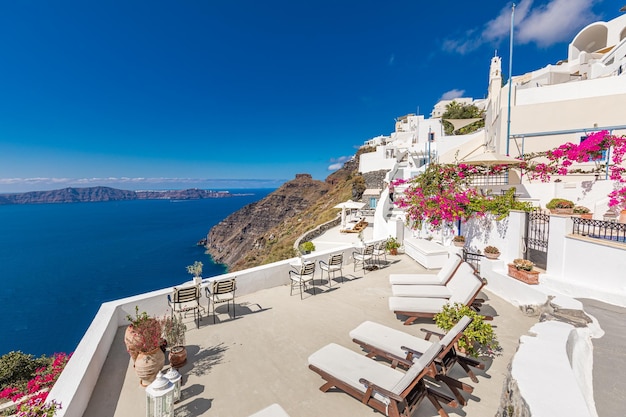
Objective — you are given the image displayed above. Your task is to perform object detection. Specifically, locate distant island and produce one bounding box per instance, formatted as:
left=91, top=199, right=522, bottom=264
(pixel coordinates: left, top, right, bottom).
left=0, top=186, right=251, bottom=205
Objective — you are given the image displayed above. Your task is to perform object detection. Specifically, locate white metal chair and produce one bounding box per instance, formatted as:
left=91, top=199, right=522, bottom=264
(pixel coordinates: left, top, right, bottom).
left=353, top=243, right=375, bottom=274
left=289, top=261, right=316, bottom=299
left=372, top=240, right=387, bottom=266
left=319, top=253, right=344, bottom=286
left=205, top=278, right=237, bottom=323
left=168, top=285, right=203, bottom=328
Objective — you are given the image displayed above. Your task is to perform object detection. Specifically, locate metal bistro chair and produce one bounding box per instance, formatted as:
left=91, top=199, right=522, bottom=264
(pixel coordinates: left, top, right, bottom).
left=167, top=285, right=203, bottom=328
left=372, top=240, right=387, bottom=266
left=205, top=278, right=237, bottom=323
left=289, top=261, right=316, bottom=299
left=353, top=243, right=375, bottom=274
left=319, top=253, right=344, bottom=287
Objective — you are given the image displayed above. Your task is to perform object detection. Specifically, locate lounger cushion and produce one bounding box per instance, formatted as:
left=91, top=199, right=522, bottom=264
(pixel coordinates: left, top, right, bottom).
left=446, top=263, right=482, bottom=304
left=391, top=284, right=451, bottom=298
left=389, top=273, right=443, bottom=285
left=439, top=316, right=472, bottom=347
left=389, top=255, right=462, bottom=285
left=308, top=343, right=404, bottom=403
left=390, top=342, right=441, bottom=393
left=388, top=296, right=448, bottom=314
left=248, top=404, right=290, bottom=417
left=350, top=321, right=432, bottom=359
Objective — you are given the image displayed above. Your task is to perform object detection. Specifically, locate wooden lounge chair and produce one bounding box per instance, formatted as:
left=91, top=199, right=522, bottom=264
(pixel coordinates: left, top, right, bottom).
left=350, top=316, right=484, bottom=405
left=308, top=341, right=457, bottom=417
left=389, top=265, right=487, bottom=325
left=389, top=254, right=463, bottom=285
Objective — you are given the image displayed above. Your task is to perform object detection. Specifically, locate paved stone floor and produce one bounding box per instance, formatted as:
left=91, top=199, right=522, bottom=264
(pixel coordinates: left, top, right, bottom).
left=578, top=298, right=626, bottom=417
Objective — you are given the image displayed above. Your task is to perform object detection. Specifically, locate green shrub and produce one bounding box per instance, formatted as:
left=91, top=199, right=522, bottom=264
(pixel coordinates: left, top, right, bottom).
left=0, top=351, right=51, bottom=391
left=546, top=198, right=574, bottom=209
left=434, top=303, right=499, bottom=357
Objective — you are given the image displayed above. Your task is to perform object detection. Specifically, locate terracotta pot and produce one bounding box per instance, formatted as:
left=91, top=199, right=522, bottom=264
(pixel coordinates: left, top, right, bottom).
left=124, top=325, right=141, bottom=362
left=580, top=213, right=593, bottom=219
left=507, top=264, right=540, bottom=285
left=169, top=346, right=187, bottom=368
left=550, top=208, right=574, bottom=215
left=134, top=348, right=165, bottom=386
left=389, top=248, right=398, bottom=255
left=453, top=241, right=465, bottom=247
left=619, top=210, right=626, bottom=224
left=484, top=252, right=500, bottom=260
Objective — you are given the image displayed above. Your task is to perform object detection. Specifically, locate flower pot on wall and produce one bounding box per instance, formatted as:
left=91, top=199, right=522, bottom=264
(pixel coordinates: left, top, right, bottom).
left=484, top=252, right=500, bottom=260
left=550, top=208, right=574, bottom=215
left=507, top=264, right=540, bottom=285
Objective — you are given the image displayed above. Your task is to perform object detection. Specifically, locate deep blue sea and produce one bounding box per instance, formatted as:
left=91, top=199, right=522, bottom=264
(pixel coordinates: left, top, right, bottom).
left=0, top=189, right=272, bottom=357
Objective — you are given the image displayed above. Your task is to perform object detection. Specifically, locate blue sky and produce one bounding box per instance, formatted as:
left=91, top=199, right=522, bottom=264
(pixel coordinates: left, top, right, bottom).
left=0, top=0, right=619, bottom=192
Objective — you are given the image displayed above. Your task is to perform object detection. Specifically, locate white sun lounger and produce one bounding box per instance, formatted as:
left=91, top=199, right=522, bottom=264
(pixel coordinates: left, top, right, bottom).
left=391, top=262, right=475, bottom=298
left=389, top=264, right=486, bottom=325
left=349, top=316, right=481, bottom=404
left=308, top=341, right=456, bottom=417
left=389, top=254, right=463, bottom=285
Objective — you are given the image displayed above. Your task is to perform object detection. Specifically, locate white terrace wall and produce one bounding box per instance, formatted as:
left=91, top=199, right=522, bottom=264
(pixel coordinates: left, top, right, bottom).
left=462, top=209, right=626, bottom=307
left=48, top=246, right=360, bottom=417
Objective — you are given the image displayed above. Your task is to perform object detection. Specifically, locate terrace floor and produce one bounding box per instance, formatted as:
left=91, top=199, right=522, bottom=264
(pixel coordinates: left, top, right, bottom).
left=84, top=252, right=538, bottom=417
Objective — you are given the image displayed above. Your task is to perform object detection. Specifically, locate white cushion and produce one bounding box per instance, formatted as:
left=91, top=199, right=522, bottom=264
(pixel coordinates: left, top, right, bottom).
left=389, top=273, right=442, bottom=285
left=388, top=296, right=448, bottom=314
left=446, top=263, right=482, bottom=304
left=391, top=284, right=451, bottom=298
left=390, top=342, right=441, bottom=394
left=389, top=256, right=462, bottom=285
left=308, top=343, right=404, bottom=404
left=349, top=321, right=432, bottom=360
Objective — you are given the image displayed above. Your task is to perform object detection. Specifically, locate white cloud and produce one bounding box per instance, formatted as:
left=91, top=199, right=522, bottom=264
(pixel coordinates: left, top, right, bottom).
left=439, top=89, right=466, bottom=101
left=327, top=155, right=351, bottom=171
left=443, top=0, right=599, bottom=54
left=516, top=0, right=600, bottom=47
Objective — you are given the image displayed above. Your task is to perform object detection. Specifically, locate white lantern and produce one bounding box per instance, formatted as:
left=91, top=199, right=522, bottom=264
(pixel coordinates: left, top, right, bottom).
left=145, top=373, right=174, bottom=417
left=164, top=367, right=182, bottom=403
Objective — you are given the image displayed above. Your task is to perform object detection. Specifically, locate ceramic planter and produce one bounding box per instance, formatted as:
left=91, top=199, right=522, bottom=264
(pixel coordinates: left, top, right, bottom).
left=484, top=252, right=500, bottom=260
left=507, top=264, right=540, bottom=285
left=135, top=348, right=165, bottom=386
left=169, top=346, right=187, bottom=368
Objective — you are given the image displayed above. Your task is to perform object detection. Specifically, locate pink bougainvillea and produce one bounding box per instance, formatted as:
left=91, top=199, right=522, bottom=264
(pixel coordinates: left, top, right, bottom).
left=523, top=131, right=626, bottom=207
left=0, top=352, right=71, bottom=417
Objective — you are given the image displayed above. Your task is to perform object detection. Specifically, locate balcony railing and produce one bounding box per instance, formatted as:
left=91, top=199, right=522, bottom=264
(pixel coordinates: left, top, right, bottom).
left=572, top=217, right=626, bottom=243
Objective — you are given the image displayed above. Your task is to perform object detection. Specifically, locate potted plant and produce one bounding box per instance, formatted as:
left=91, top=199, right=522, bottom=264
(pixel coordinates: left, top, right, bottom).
left=507, top=258, right=540, bottom=284
left=161, top=314, right=188, bottom=368
left=299, top=241, right=315, bottom=254
left=124, top=307, right=165, bottom=386
left=452, top=235, right=465, bottom=247
left=546, top=198, right=575, bottom=214
left=483, top=245, right=500, bottom=260
left=573, top=205, right=592, bottom=219
left=186, top=261, right=203, bottom=285
left=385, top=236, right=401, bottom=255
left=434, top=303, right=499, bottom=358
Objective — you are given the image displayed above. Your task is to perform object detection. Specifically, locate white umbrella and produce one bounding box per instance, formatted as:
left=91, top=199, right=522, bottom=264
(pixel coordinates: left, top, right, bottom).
left=334, top=200, right=366, bottom=228
left=461, top=150, right=521, bottom=166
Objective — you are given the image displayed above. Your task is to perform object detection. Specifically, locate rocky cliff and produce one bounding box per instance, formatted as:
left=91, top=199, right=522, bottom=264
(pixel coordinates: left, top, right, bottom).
left=206, top=174, right=333, bottom=267
left=205, top=146, right=381, bottom=271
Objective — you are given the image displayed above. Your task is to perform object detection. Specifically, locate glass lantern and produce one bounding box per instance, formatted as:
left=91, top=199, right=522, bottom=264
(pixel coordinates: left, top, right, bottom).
left=164, top=367, right=182, bottom=403
left=145, top=373, right=174, bottom=417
